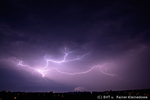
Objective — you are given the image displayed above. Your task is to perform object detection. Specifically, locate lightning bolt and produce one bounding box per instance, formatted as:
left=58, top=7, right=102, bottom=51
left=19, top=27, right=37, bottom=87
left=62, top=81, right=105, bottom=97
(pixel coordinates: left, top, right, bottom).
left=44, top=48, right=89, bottom=64
left=99, top=63, right=130, bottom=82
left=13, top=48, right=128, bottom=82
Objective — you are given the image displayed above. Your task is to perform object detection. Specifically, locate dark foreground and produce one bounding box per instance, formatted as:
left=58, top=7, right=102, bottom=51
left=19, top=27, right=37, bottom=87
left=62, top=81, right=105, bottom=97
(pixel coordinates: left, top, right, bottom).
left=0, top=89, right=149, bottom=100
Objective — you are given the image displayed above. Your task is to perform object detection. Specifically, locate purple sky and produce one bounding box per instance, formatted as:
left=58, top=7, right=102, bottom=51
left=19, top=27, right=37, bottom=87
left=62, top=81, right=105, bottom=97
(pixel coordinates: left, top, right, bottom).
left=0, top=0, right=150, bottom=92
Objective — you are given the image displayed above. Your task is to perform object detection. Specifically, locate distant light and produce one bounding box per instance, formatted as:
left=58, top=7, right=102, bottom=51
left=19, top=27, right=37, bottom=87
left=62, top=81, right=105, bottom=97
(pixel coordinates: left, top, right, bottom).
left=129, top=93, right=131, bottom=95
left=91, top=92, right=92, bottom=94
left=62, top=95, right=64, bottom=97
left=14, top=97, right=16, bottom=99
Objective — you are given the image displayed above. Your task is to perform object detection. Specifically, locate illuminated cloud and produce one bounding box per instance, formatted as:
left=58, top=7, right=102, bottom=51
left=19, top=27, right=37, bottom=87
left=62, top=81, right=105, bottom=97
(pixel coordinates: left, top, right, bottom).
left=0, top=0, right=149, bottom=92
left=74, top=87, right=87, bottom=92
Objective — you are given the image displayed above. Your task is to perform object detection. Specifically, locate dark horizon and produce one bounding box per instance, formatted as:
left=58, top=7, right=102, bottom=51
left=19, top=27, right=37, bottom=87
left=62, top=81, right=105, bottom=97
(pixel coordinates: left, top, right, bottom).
left=0, top=0, right=150, bottom=92
left=1, top=88, right=150, bottom=93
left=0, top=89, right=149, bottom=100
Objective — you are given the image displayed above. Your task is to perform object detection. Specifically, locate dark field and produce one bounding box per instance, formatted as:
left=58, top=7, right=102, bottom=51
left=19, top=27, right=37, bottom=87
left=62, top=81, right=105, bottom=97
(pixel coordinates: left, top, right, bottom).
left=0, top=89, right=149, bottom=100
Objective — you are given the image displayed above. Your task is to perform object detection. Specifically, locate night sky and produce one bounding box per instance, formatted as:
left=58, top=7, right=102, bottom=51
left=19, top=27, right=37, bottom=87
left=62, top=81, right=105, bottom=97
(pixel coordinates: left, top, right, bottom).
left=0, top=0, right=150, bottom=92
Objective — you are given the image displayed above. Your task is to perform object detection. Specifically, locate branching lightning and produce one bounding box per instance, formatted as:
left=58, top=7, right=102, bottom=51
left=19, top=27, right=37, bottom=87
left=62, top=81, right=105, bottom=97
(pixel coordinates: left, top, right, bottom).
left=14, top=48, right=128, bottom=82
left=99, top=64, right=130, bottom=82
